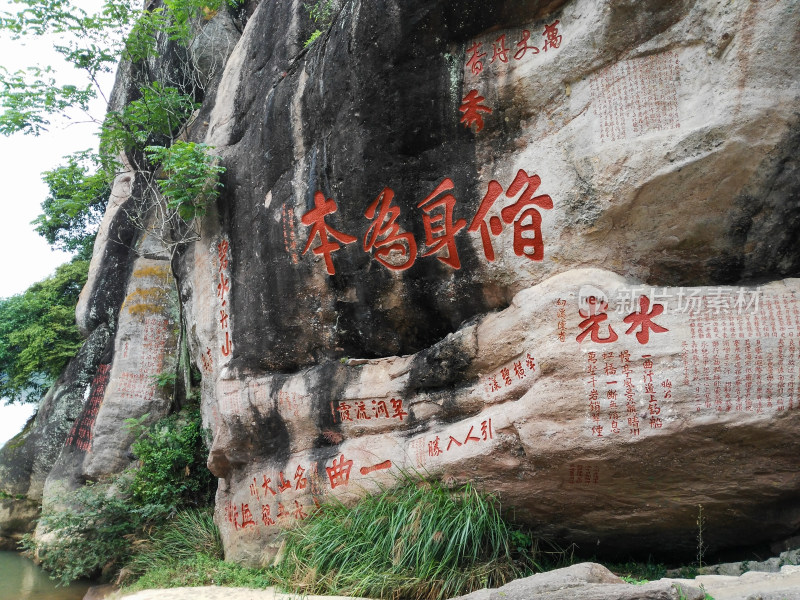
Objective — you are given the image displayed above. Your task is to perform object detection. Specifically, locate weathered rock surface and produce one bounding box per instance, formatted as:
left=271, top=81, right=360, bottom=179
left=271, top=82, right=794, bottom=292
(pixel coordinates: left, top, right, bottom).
left=175, top=0, right=800, bottom=565
left=206, top=268, right=800, bottom=563
left=670, top=548, right=800, bottom=578
left=668, top=565, right=800, bottom=600
left=452, top=563, right=705, bottom=600
left=3, top=0, right=800, bottom=574
left=0, top=323, right=112, bottom=546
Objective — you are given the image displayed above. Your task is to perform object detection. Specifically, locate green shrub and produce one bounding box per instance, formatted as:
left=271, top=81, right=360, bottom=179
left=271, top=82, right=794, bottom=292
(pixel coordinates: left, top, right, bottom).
left=127, top=407, right=215, bottom=509
left=23, top=407, right=215, bottom=584
left=100, top=82, right=198, bottom=159
left=145, top=141, right=225, bottom=221
left=274, top=475, right=532, bottom=600
left=21, top=479, right=149, bottom=585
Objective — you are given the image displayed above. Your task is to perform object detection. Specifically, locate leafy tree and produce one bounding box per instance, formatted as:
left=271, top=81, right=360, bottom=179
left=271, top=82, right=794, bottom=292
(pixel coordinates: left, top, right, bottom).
left=0, top=258, right=89, bottom=403
left=32, top=149, right=110, bottom=257
left=100, top=82, right=199, bottom=160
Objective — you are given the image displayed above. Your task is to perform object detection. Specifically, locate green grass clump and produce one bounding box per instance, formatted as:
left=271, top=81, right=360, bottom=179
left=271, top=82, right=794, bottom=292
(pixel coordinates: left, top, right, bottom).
left=124, top=554, right=275, bottom=591
left=122, top=508, right=276, bottom=591
left=124, top=509, right=222, bottom=577
left=607, top=560, right=667, bottom=582
left=273, top=475, right=532, bottom=599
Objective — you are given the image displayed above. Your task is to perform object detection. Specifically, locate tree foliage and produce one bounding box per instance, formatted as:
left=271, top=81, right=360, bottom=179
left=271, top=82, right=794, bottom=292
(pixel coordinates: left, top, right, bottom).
left=0, top=258, right=89, bottom=403
left=32, top=149, right=109, bottom=256
left=100, top=81, right=199, bottom=160
left=146, top=141, right=225, bottom=221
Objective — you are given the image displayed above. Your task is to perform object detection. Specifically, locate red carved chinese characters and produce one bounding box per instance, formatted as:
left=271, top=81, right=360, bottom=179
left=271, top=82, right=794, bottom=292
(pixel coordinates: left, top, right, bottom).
left=261, top=504, right=276, bottom=526
left=542, top=20, right=562, bottom=51
left=465, top=41, right=487, bottom=74
left=469, top=170, right=553, bottom=262
left=240, top=503, right=256, bottom=528
left=466, top=25, right=559, bottom=75
left=332, top=398, right=407, bottom=423
left=216, top=238, right=233, bottom=359
left=325, top=454, right=353, bottom=489
left=437, top=419, right=492, bottom=455
left=576, top=299, right=618, bottom=344
left=65, top=363, right=111, bottom=451
left=623, top=295, right=669, bottom=344
left=418, top=179, right=467, bottom=269
left=459, top=90, right=493, bottom=132
left=363, top=188, right=417, bottom=271
left=484, top=352, right=536, bottom=394
left=514, top=29, right=539, bottom=60
left=301, top=192, right=357, bottom=275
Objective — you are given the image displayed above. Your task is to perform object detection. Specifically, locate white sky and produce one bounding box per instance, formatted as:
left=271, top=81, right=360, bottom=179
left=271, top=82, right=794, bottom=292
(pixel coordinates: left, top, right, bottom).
left=0, top=0, right=113, bottom=446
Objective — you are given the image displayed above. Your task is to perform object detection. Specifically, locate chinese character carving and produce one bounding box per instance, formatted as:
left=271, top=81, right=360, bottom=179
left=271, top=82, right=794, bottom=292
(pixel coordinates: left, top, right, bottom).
left=301, top=192, right=357, bottom=275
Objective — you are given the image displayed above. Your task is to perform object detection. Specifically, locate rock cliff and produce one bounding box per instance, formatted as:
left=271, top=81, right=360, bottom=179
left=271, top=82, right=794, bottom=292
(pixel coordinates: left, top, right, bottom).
left=2, top=0, right=800, bottom=565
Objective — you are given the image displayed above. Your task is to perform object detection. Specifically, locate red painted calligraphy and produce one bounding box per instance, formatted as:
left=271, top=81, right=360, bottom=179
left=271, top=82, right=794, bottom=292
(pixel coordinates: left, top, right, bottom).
left=567, top=464, right=599, bottom=485
left=556, top=298, right=567, bottom=341
left=491, top=34, right=510, bottom=63
left=331, top=398, right=407, bottom=423
left=484, top=352, right=536, bottom=393
left=418, top=179, right=467, bottom=269
left=294, top=465, right=307, bottom=490
left=428, top=436, right=442, bottom=456
left=542, top=20, right=561, bottom=51
left=261, top=504, right=276, bottom=526
left=359, top=460, right=392, bottom=475
left=469, top=170, right=553, bottom=262
left=65, top=363, right=111, bottom=451
left=225, top=501, right=240, bottom=530
left=325, top=454, right=353, bottom=489
left=514, top=29, right=539, bottom=60
left=301, top=192, right=357, bottom=275
left=262, top=475, right=277, bottom=496
left=459, top=90, right=493, bottom=132
left=292, top=500, right=308, bottom=520
left=465, top=41, right=486, bottom=74
left=240, top=503, right=256, bottom=528
left=363, top=188, right=417, bottom=271
left=623, top=295, right=669, bottom=344
left=576, top=299, right=618, bottom=344
left=277, top=471, right=292, bottom=493
left=441, top=419, right=493, bottom=454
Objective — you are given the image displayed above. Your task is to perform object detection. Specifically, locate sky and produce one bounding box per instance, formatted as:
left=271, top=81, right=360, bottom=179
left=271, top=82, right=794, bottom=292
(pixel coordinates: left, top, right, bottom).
left=0, top=0, right=113, bottom=446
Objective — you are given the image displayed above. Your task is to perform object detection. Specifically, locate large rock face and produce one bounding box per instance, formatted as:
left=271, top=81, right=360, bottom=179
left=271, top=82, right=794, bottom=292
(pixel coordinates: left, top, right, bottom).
left=177, top=0, right=800, bottom=564
left=2, top=0, right=799, bottom=567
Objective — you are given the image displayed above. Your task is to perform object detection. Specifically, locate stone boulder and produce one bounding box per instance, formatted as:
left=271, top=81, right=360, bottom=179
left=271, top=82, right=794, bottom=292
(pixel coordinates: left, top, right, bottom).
left=451, top=562, right=705, bottom=600
left=0, top=323, right=112, bottom=545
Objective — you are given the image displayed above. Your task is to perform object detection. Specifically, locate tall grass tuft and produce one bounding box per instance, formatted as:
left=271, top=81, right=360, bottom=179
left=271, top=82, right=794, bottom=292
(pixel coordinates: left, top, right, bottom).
left=274, top=474, right=531, bottom=600
left=123, top=508, right=223, bottom=582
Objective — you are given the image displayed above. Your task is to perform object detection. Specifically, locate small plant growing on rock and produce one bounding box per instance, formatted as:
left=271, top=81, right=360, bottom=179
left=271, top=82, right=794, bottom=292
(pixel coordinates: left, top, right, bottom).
left=696, top=504, right=707, bottom=568
left=303, top=0, right=336, bottom=47
left=145, top=142, right=225, bottom=221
